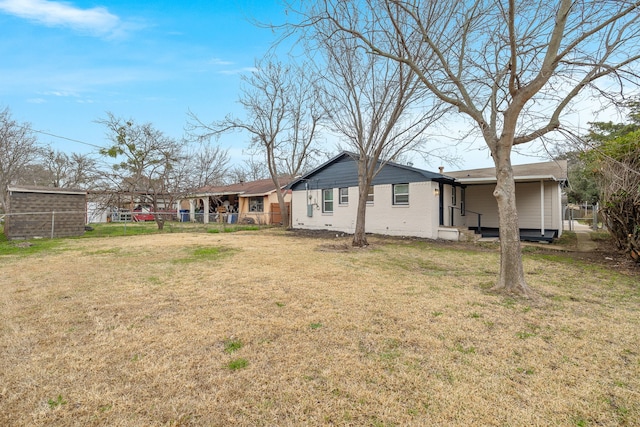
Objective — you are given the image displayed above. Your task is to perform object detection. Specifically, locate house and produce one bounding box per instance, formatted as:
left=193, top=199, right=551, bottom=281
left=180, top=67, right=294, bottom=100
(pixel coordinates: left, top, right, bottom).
left=288, top=152, right=457, bottom=240
left=181, top=177, right=293, bottom=225
left=287, top=152, right=567, bottom=242
left=4, top=185, right=87, bottom=239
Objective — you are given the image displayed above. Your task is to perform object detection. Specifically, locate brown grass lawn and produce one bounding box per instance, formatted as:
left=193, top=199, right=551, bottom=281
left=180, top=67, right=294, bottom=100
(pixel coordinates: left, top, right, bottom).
left=0, top=228, right=638, bottom=426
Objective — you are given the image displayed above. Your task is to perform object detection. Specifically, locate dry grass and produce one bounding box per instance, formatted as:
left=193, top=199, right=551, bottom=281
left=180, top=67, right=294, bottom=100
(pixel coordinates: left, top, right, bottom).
left=0, top=229, right=638, bottom=426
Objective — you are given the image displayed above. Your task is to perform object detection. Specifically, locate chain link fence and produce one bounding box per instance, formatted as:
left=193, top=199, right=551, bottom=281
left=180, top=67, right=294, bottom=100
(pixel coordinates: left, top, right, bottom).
left=2, top=210, right=87, bottom=239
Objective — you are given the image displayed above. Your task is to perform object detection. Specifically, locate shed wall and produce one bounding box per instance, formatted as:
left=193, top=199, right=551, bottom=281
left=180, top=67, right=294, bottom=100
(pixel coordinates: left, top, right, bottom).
left=5, top=191, right=86, bottom=239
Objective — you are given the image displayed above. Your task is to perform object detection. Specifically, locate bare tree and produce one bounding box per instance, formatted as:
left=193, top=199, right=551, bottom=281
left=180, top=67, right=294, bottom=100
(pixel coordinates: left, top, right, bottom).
left=295, top=0, right=640, bottom=295
left=183, top=143, right=230, bottom=189
left=188, top=55, right=324, bottom=227
left=0, top=107, right=40, bottom=211
left=98, top=113, right=186, bottom=230
left=227, top=153, right=270, bottom=184
left=17, top=163, right=51, bottom=187
left=37, top=149, right=100, bottom=189
left=308, top=14, right=448, bottom=246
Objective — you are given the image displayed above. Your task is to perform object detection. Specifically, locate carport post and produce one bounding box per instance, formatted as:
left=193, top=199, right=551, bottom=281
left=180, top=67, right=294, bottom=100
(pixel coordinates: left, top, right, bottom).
left=189, top=199, right=196, bottom=222
left=203, top=197, right=209, bottom=224
left=540, top=180, right=545, bottom=236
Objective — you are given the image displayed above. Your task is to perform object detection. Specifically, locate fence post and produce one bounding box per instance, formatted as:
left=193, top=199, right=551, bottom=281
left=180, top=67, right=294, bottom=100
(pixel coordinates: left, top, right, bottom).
left=51, top=211, right=55, bottom=239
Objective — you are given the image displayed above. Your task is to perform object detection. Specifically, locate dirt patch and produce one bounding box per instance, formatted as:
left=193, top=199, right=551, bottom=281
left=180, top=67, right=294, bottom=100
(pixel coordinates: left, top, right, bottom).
left=316, top=242, right=352, bottom=252
left=13, top=241, right=34, bottom=248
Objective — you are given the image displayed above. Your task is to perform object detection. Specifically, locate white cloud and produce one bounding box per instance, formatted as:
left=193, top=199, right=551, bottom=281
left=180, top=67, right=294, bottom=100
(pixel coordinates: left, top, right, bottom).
left=218, top=67, right=258, bottom=75
left=209, top=58, right=234, bottom=66
left=42, top=90, right=79, bottom=97
left=0, top=0, right=123, bottom=37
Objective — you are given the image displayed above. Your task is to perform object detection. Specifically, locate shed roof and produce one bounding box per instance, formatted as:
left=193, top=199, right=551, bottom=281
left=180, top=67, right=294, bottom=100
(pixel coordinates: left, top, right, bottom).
left=444, top=160, right=568, bottom=184
left=191, top=177, right=293, bottom=197
left=8, top=185, right=86, bottom=195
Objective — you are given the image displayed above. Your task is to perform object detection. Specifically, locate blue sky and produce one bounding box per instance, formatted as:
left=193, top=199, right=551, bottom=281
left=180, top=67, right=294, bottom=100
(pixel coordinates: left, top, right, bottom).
left=0, top=0, right=287, bottom=160
left=0, top=0, right=602, bottom=171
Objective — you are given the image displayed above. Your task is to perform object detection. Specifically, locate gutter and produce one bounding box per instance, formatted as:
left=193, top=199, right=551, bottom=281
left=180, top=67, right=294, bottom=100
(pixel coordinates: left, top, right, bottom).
left=454, top=175, right=563, bottom=184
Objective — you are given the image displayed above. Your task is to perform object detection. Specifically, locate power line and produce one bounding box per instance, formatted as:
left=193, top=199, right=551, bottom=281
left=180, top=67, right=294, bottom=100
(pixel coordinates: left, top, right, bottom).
left=32, top=128, right=104, bottom=150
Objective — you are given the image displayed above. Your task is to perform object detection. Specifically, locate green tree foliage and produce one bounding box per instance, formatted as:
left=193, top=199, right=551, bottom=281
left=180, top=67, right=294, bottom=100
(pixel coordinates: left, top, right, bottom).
left=556, top=150, right=600, bottom=205
left=98, top=113, right=186, bottom=230
left=585, top=100, right=640, bottom=262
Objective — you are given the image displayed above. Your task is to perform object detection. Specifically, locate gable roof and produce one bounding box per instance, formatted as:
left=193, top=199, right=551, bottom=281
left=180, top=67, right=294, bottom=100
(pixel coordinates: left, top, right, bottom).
left=288, top=151, right=453, bottom=191
left=444, top=160, right=568, bottom=184
left=192, top=177, right=292, bottom=198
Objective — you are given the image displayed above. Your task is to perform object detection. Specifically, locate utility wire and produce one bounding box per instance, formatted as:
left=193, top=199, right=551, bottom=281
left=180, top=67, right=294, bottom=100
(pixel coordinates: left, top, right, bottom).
left=32, top=128, right=104, bottom=149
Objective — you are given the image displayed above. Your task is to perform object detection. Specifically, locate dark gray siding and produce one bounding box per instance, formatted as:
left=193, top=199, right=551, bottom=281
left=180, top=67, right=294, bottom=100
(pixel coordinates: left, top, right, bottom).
left=291, top=153, right=448, bottom=191
left=5, top=189, right=86, bottom=239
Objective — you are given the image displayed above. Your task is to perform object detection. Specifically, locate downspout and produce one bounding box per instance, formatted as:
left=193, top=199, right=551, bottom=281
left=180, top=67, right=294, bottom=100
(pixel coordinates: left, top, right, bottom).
left=438, top=182, right=444, bottom=226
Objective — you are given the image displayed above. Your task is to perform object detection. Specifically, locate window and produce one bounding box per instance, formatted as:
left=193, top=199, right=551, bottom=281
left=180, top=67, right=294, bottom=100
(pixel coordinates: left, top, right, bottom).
left=322, top=189, right=334, bottom=213
left=339, top=187, right=349, bottom=204
left=249, top=197, right=263, bottom=212
left=393, top=183, right=409, bottom=205
left=452, top=186, right=457, bottom=205
left=366, top=185, right=374, bottom=204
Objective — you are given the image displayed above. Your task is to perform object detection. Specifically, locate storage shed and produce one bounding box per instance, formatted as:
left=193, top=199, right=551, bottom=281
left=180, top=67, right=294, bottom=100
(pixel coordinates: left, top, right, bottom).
left=4, top=186, right=87, bottom=239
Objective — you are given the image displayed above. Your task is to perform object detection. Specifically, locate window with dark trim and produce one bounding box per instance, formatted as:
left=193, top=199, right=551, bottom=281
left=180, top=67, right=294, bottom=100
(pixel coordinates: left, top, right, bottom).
left=452, top=186, right=457, bottom=205
left=339, top=187, right=349, bottom=204
left=322, top=189, right=334, bottom=213
left=393, top=183, right=409, bottom=205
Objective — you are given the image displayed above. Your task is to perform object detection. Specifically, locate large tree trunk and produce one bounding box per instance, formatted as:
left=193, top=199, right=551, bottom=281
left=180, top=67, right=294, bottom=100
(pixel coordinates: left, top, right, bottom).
left=266, top=146, right=289, bottom=228
left=153, top=199, right=165, bottom=230
left=272, top=177, right=289, bottom=227
left=353, top=157, right=375, bottom=247
left=352, top=180, right=370, bottom=247
left=491, top=150, right=529, bottom=296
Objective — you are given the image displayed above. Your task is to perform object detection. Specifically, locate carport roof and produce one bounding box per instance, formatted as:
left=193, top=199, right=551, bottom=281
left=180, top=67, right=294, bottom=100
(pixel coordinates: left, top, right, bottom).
left=444, top=160, right=568, bottom=184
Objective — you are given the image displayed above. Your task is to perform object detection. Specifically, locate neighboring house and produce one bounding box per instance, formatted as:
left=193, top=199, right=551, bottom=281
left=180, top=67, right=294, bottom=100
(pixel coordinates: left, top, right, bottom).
left=288, top=152, right=568, bottom=242
left=85, top=191, right=177, bottom=223
left=182, top=177, right=293, bottom=225
left=4, top=185, right=86, bottom=239
left=87, top=201, right=110, bottom=223
left=288, top=152, right=458, bottom=240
